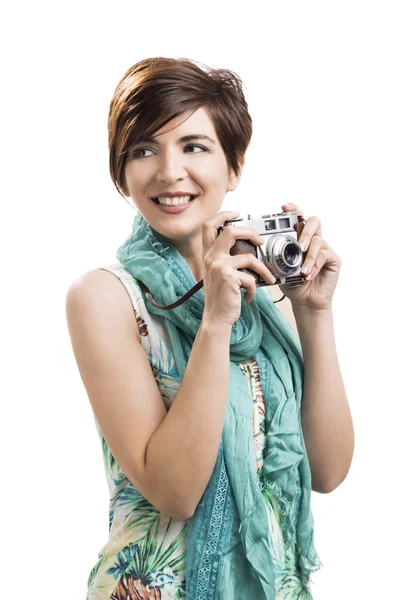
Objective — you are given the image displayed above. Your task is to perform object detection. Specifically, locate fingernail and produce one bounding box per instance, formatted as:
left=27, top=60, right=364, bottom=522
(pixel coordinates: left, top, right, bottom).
left=301, top=264, right=309, bottom=274
left=300, top=242, right=306, bottom=251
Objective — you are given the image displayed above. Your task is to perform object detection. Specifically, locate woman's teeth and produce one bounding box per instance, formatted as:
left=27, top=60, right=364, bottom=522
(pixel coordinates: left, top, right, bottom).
left=153, top=195, right=194, bottom=206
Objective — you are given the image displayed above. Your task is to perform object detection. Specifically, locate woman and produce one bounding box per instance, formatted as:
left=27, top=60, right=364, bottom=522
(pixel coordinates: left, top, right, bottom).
left=66, top=57, right=354, bottom=600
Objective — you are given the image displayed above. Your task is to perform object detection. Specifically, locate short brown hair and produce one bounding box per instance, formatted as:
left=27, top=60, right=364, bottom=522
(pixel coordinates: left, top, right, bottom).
left=108, top=56, right=253, bottom=199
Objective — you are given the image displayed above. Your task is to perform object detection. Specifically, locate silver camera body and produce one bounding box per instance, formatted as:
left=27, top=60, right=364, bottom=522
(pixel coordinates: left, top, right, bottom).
left=221, top=210, right=306, bottom=287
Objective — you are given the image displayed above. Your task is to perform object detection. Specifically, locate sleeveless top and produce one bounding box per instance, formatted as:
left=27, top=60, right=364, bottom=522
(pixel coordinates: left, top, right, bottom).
left=85, top=263, right=314, bottom=600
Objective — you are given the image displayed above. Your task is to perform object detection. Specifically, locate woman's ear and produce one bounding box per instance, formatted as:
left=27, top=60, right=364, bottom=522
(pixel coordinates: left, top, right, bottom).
left=227, top=174, right=240, bottom=193
left=227, top=157, right=245, bottom=192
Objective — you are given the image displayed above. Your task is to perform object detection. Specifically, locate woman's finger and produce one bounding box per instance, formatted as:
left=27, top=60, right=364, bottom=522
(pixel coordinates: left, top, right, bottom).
left=202, top=211, right=240, bottom=263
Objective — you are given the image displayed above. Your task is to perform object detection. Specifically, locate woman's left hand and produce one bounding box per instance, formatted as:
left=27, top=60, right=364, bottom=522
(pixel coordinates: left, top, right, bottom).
left=277, top=203, right=342, bottom=312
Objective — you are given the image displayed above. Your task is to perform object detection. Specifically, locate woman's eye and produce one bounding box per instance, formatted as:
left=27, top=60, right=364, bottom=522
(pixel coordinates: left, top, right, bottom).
left=185, top=144, right=207, bottom=153
left=132, top=148, right=152, bottom=158
left=130, top=144, right=207, bottom=159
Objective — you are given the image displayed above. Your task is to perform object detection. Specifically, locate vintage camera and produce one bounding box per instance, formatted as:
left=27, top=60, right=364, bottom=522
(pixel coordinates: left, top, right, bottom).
left=219, top=210, right=306, bottom=288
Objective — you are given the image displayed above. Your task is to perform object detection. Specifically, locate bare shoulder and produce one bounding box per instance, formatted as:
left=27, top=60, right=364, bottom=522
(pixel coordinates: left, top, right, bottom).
left=66, top=268, right=141, bottom=342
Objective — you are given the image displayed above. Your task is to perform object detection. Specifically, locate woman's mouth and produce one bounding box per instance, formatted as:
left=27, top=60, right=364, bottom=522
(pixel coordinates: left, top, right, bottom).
left=150, top=195, right=198, bottom=214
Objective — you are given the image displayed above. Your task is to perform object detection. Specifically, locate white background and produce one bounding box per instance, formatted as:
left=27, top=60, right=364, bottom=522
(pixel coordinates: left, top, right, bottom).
left=2, top=1, right=399, bottom=598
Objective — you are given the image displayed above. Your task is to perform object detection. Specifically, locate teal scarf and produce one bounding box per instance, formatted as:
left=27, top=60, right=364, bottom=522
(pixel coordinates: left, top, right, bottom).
left=116, top=213, right=322, bottom=599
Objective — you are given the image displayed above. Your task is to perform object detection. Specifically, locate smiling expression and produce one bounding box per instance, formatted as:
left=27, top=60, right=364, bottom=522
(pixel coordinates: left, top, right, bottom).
left=122, top=107, right=242, bottom=243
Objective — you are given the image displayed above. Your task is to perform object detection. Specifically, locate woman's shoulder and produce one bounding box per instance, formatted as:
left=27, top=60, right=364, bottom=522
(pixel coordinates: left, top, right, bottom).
left=89, top=264, right=177, bottom=375
left=95, top=264, right=143, bottom=341
left=69, top=264, right=142, bottom=342
left=97, top=262, right=143, bottom=300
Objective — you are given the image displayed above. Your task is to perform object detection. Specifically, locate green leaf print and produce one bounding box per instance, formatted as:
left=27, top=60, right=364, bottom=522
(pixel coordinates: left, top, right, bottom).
left=86, top=553, right=108, bottom=599
left=258, top=470, right=314, bottom=599
left=107, top=516, right=187, bottom=600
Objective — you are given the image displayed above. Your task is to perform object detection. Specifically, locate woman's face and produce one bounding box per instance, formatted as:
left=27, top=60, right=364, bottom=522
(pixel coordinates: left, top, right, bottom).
left=122, top=107, right=242, bottom=245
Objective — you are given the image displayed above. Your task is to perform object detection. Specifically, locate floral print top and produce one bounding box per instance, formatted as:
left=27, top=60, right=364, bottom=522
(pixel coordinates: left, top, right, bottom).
left=85, top=263, right=314, bottom=600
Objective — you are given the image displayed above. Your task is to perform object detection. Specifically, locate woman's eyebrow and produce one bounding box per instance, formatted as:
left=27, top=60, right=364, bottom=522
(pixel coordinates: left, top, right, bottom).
left=136, top=134, right=216, bottom=145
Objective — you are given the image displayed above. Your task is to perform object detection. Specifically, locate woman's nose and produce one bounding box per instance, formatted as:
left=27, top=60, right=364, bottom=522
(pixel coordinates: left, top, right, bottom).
left=155, top=151, right=187, bottom=182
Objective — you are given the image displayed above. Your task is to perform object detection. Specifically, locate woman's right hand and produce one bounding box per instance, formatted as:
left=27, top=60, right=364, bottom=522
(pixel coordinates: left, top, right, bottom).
left=202, top=211, right=277, bottom=328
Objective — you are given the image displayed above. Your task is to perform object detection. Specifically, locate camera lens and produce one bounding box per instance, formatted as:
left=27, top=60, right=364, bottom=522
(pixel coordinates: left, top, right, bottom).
left=283, top=242, right=300, bottom=266
left=265, top=235, right=302, bottom=276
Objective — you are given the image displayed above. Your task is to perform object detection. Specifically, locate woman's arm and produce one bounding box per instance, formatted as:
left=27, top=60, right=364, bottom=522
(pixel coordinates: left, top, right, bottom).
left=272, top=290, right=299, bottom=334
left=293, top=305, right=355, bottom=494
